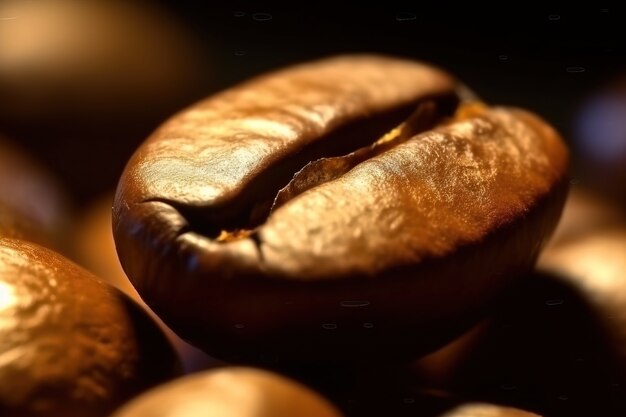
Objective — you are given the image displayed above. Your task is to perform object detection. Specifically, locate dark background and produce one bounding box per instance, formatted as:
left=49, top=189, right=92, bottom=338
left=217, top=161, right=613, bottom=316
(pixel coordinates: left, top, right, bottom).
left=168, top=5, right=623, bottom=140
left=3, top=4, right=625, bottom=205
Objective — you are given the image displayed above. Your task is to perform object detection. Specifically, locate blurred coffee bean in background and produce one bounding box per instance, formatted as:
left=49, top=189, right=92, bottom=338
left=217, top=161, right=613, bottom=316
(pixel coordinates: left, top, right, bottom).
left=0, top=135, right=70, bottom=251
left=573, top=77, right=626, bottom=208
left=0, top=0, right=212, bottom=203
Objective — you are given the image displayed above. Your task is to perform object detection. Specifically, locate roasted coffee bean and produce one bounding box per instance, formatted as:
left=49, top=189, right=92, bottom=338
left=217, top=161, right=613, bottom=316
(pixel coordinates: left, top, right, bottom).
left=539, top=195, right=626, bottom=375
left=111, top=367, right=342, bottom=417
left=0, top=238, right=180, bottom=417
left=439, top=403, right=541, bottom=417
left=111, top=365, right=541, bottom=417
left=114, top=55, right=569, bottom=365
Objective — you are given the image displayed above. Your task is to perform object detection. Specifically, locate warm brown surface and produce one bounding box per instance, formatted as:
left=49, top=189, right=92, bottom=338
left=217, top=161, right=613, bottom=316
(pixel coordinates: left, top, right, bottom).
left=111, top=367, right=342, bottom=417
left=0, top=238, right=180, bottom=417
left=0, top=137, right=68, bottom=250
left=72, top=194, right=218, bottom=373
left=114, top=55, right=569, bottom=364
left=439, top=403, right=541, bottom=417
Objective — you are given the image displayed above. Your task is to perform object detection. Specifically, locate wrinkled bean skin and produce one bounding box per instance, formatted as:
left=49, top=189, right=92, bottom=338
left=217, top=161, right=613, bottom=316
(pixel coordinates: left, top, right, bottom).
left=0, top=238, right=181, bottom=417
left=114, top=55, right=569, bottom=365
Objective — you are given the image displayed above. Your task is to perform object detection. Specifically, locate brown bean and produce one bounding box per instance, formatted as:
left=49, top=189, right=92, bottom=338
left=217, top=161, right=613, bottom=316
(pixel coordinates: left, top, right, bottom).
left=0, top=238, right=180, bottom=416
left=113, top=55, right=569, bottom=365
left=110, top=365, right=543, bottom=417
left=111, top=367, right=342, bottom=417
left=439, top=403, right=541, bottom=417
left=0, top=0, right=210, bottom=202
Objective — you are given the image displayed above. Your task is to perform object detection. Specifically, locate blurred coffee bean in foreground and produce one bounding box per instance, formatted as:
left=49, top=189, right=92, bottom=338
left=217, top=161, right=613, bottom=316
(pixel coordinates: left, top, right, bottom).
left=0, top=0, right=212, bottom=202
left=110, top=365, right=542, bottom=417
left=111, top=367, right=343, bottom=417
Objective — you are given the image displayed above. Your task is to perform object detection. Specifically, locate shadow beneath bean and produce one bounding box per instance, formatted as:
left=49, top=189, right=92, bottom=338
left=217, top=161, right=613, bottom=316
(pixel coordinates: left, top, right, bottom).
left=118, top=292, right=184, bottom=383
left=414, top=270, right=626, bottom=417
